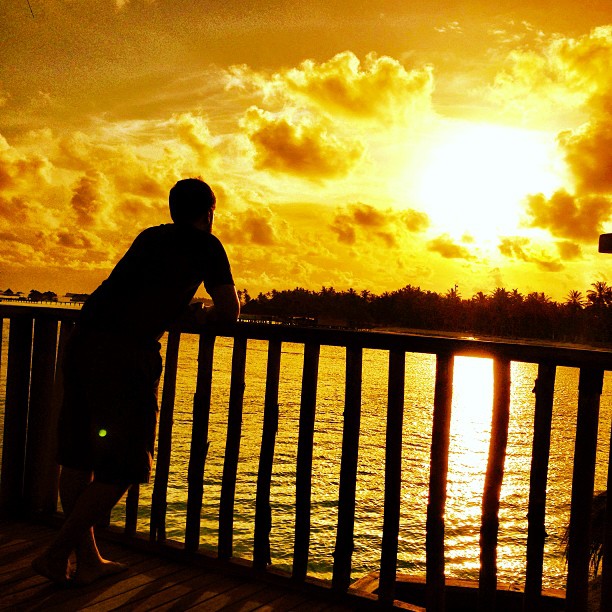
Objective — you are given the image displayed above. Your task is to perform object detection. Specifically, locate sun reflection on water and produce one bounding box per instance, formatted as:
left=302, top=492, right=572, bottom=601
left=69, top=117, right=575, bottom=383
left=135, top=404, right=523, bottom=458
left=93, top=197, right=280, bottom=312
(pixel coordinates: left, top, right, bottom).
left=98, top=333, right=611, bottom=590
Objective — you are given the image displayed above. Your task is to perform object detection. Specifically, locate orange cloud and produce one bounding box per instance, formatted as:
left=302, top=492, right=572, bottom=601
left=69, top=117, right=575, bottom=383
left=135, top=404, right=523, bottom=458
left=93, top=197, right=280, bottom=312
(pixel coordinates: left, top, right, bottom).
left=558, top=117, right=612, bottom=195
left=282, top=52, right=434, bottom=125
left=219, top=208, right=282, bottom=246
left=524, top=189, right=611, bottom=241
left=498, top=236, right=563, bottom=271
left=70, top=174, right=103, bottom=227
left=556, top=240, right=582, bottom=260
left=492, top=26, right=612, bottom=112
left=242, top=107, right=364, bottom=179
left=427, top=234, right=475, bottom=260
left=330, top=203, right=429, bottom=246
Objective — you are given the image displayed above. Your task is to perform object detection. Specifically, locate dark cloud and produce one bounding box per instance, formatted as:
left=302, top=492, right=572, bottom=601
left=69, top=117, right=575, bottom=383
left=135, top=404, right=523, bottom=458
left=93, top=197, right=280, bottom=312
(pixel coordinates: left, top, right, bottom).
left=70, top=174, right=102, bottom=227
left=402, top=209, right=430, bottom=232
left=427, top=234, right=475, bottom=260
left=498, top=236, right=564, bottom=271
left=243, top=107, right=363, bottom=179
left=56, top=230, right=95, bottom=249
left=219, top=209, right=278, bottom=246
left=524, top=189, right=611, bottom=242
left=556, top=240, right=583, bottom=260
left=0, top=195, right=29, bottom=224
left=558, top=115, right=612, bottom=195
left=330, top=203, right=429, bottom=246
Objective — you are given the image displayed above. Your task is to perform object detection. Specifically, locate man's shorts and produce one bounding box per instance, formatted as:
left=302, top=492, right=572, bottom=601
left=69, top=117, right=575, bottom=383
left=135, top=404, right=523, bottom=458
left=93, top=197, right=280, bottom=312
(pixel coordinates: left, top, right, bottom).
left=57, top=326, right=163, bottom=485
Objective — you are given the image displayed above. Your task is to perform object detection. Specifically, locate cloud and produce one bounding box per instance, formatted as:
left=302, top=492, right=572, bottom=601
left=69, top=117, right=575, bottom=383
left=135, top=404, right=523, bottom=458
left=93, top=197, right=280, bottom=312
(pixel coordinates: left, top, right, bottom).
left=281, top=51, right=434, bottom=125
left=70, top=173, right=104, bottom=227
left=524, top=189, right=611, bottom=242
left=242, top=107, right=364, bottom=179
left=498, top=236, right=563, bottom=271
left=170, top=113, right=217, bottom=165
left=427, top=234, right=475, bottom=260
left=402, top=209, right=430, bottom=232
left=219, top=208, right=282, bottom=246
left=558, top=116, right=612, bottom=195
left=330, top=203, right=429, bottom=246
left=491, top=26, right=612, bottom=112
left=556, top=240, right=582, bottom=260
left=228, top=52, right=434, bottom=128
left=435, top=22, right=462, bottom=35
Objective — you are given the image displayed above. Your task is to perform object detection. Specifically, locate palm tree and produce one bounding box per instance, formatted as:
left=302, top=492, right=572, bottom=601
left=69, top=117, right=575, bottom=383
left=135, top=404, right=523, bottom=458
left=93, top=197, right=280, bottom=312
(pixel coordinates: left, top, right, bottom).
left=565, top=290, right=586, bottom=309
left=586, top=281, right=612, bottom=308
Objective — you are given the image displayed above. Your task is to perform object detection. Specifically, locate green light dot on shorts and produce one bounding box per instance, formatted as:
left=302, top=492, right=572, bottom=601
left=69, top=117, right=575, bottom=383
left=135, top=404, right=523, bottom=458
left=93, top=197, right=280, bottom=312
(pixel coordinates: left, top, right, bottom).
left=98, top=428, right=107, bottom=438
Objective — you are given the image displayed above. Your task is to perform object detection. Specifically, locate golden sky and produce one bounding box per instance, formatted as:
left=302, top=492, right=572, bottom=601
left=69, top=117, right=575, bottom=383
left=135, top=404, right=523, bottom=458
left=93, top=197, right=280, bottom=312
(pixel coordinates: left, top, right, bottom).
left=1, top=0, right=611, bottom=300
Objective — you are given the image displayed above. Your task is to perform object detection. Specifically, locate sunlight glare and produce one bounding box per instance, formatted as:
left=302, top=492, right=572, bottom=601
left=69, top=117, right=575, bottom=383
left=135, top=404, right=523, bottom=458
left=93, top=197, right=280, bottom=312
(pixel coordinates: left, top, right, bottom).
left=415, top=123, right=563, bottom=241
left=452, top=356, right=494, bottom=426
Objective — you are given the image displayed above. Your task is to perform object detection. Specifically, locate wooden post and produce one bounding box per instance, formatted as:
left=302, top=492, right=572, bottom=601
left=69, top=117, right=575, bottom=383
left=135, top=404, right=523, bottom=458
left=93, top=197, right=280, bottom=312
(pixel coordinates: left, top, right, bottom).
left=218, top=335, right=248, bottom=560
left=185, top=332, right=216, bottom=553
left=150, top=330, right=181, bottom=543
left=523, top=363, right=556, bottom=612
left=332, top=345, right=363, bottom=591
left=125, top=485, right=139, bottom=535
left=24, top=316, right=59, bottom=515
left=0, top=315, right=33, bottom=517
left=378, top=349, right=405, bottom=605
left=566, top=367, right=604, bottom=612
left=253, top=339, right=282, bottom=569
left=599, top=415, right=611, bottom=612
left=426, top=352, right=454, bottom=612
left=292, top=342, right=320, bottom=581
left=478, top=357, right=511, bottom=612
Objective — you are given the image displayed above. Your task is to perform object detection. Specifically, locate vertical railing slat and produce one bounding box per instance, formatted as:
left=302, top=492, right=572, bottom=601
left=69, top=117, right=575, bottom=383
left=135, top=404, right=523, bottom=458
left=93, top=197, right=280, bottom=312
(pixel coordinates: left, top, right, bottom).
left=218, top=335, right=248, bottom=560
left=426, top=352, right=454, bottom=612
left=601, top=415, right=612, bottom=612
left=51, top=320, right=74, bottom=515
left=566, top=367, right=604, bottom=612
left=150, top=330, right=181, bottom=542
left=185, top=332, right=216, bottom=552
left=24, top=316, right=59, bottom=515
left=332, top=344, right=363, bottom=591
left=253, top=339, right=282, bottom=569
left=378, top=349, right=406, bottom=605
left=125, top=485, right=139, bottom=535
left=478, top=357, right=511, bottom=611
left=0, top=315, right=33, bottom=517
left=292, top=342, right=320, bottom=581
left=523, top=363, right=556, bottom=611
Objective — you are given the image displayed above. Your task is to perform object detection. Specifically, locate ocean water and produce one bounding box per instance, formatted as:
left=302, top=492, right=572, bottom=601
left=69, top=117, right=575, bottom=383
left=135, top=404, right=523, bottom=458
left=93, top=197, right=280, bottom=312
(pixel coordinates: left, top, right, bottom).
left=0, top=319, right=610, bottom=589
left=128, top=333, right=611, bottom=589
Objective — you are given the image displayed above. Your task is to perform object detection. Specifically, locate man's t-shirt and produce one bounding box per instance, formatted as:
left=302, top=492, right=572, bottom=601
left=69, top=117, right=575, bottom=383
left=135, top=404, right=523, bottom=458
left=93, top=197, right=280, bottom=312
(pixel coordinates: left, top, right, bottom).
left=80, top=223, right=234, bottom=343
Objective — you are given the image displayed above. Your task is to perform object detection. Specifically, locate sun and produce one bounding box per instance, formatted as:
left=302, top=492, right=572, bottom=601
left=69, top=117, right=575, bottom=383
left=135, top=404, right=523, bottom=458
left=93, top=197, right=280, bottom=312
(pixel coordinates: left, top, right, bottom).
left=413, top=122, right=564, bottom=242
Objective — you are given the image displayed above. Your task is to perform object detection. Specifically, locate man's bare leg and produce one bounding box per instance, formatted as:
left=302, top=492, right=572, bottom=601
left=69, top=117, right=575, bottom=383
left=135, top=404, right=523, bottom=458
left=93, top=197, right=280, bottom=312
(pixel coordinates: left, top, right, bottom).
left=32, top=469, right=128, bottom=585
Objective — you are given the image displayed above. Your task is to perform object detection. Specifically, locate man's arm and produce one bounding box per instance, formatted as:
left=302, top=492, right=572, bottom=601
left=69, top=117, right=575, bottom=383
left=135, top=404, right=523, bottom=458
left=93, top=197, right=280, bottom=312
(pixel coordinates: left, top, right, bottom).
left=206, top=284, right=240, bottom=322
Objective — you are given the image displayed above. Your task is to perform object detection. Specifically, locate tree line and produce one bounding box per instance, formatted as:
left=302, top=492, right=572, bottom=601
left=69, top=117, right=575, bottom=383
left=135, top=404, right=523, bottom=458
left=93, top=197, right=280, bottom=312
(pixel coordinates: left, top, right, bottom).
left=240, top=281, right=612, bottom=346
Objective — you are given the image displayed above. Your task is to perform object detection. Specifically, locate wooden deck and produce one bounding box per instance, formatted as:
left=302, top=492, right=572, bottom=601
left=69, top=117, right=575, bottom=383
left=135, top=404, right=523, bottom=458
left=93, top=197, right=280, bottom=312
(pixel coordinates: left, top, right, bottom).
left=0, top=521, right=379, bottom=612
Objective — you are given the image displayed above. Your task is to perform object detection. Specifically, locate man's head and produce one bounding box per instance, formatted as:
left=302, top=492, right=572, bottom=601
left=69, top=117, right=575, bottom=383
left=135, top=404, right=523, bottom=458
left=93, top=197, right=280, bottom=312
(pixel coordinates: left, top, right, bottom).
left=169, top=178, right=216, bottom=230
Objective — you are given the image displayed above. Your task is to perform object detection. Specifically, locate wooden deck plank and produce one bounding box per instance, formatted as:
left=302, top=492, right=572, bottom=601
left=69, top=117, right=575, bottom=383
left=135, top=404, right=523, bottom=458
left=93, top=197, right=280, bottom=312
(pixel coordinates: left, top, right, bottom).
left=144, top=574, right=246, bottom=611
left=119, top=571, right=237, bottom=611
left=98, top=571, right=242, bottom=611
left=252, top=590, right=313, bottom=612
left=0, top=520, right=362, bottom=612
left=220, top=584, right=305, bottom=612
left=40, top=558, right=187, bottom=611
left=185, top=581, right=270, bottom=611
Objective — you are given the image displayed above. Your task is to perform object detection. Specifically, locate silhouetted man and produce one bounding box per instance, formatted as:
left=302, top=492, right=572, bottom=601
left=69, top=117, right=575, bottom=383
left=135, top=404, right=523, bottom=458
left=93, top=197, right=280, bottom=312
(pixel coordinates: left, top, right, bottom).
left=33, top=178, right=239, bottom=585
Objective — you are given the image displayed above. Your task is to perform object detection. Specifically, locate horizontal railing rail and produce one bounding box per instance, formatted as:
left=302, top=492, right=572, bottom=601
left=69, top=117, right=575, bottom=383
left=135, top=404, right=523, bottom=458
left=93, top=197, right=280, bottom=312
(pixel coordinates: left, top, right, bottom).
left=0, top=304, right=610, bottom=611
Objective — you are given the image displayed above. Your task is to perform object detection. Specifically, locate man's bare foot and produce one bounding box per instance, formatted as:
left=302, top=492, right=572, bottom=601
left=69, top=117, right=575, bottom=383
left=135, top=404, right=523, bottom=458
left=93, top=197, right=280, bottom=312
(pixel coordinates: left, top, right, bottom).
left=74, top=559, right=129, bottom=585
left=31, top=554, right=72, bottom=586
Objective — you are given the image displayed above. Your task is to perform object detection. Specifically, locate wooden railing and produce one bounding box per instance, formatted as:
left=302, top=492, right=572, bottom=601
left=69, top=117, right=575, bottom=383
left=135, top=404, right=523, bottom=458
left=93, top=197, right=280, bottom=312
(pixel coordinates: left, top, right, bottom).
left=1, top=304, right=611, bottom=611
